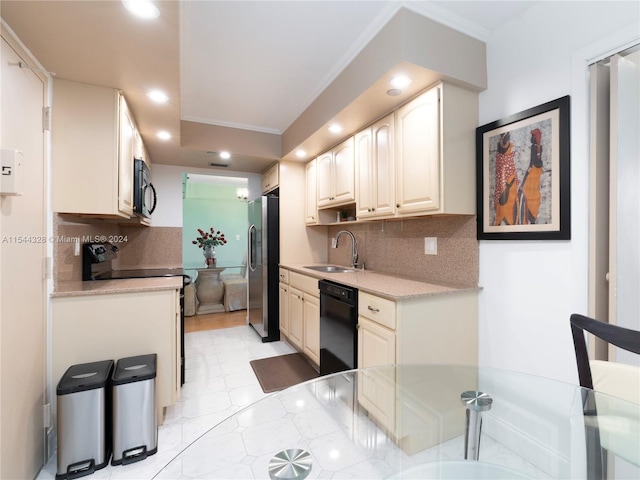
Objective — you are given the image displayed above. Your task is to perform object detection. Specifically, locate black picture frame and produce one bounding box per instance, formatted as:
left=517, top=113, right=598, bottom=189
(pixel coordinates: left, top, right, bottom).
left=476, top=95, right=571, bottom=240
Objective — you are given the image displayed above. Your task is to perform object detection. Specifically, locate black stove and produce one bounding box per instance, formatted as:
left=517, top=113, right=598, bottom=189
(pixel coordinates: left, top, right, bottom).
left=82, top=242, right=190, bottom=385
left=93, top=268, right=186, bottom=280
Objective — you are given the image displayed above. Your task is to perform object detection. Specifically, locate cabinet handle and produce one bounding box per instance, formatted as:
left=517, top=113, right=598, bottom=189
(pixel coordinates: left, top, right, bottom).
left=367, top=306, right=380, bottom=313
left=396, top=204, right=400, bottom=208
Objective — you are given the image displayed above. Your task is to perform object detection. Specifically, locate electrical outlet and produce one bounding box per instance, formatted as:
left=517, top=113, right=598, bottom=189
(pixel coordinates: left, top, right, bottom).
left=424, top=237, right=437, bottom=255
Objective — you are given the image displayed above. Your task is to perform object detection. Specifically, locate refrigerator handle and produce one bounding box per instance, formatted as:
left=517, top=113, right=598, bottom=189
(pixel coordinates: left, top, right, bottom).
left=248, top=224, right=257, bottom=272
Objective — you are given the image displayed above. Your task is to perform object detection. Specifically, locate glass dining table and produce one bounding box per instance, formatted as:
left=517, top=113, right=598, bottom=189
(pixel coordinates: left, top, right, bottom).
left=153, top=365, right=639, bottom=479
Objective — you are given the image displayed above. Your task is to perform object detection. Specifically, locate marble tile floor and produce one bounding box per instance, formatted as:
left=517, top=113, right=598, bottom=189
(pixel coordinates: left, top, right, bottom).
left=37, top=325, right=297, bottom=480
left=38, top=325, right=550, bottom=479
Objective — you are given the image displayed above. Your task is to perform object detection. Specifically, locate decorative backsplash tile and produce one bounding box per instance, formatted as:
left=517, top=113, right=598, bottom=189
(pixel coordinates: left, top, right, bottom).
left=53, top=215, right=182, bottom=285
left=327, top=216, right=478, bottom=287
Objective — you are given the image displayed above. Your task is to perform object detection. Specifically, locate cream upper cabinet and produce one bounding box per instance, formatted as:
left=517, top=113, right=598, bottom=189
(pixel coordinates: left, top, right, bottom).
left=317, top=137, right=355, bottom=208
left=395, top=83, right=478, bottom=217
left=262, top=163, right=279, bottom=193
left=52, top=79, right=137, bottom=219
left=118, top=94, right=135, bottom=217
left=355, top=113, right=396, bottom=219
left=395, top=86, right=440, bottom=215
left=305, top=159, right=318, bottom=225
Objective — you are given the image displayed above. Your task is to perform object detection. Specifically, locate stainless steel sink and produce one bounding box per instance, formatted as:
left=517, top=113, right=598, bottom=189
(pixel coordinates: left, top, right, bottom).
left=304, top=265, right=355, bottom=273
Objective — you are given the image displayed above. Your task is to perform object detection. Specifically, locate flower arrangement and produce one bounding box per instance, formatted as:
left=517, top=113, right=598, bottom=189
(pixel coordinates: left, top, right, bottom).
left=192, top=228, right=227, bottom=248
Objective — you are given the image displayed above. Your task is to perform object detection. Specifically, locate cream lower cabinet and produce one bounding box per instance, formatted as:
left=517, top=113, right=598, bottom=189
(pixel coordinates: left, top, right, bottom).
left=279, top=268, right=290, bottom=338
left=283, top=271, right=320, bottom=367
left=357, top=289, right=478, bottom=454
left=51, top=289, right=180, bottom=423
left=279, top=284, right=290, bottom=339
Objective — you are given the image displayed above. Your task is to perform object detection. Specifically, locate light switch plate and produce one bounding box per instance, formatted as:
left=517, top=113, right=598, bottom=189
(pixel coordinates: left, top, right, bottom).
left=424, top=237, right=437, bottom=255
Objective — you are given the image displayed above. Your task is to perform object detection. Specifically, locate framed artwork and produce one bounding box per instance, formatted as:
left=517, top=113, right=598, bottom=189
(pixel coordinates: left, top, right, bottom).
left=476, top=95, right=571, bottom=240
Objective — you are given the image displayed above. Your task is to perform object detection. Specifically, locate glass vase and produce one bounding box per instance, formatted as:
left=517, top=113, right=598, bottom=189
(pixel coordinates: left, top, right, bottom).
left=203, top=245, right=216, bottom=268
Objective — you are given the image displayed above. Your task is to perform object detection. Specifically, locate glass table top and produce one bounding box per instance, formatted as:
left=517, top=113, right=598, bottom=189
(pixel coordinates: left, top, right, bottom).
left=153, top=364, right=639, bottom=479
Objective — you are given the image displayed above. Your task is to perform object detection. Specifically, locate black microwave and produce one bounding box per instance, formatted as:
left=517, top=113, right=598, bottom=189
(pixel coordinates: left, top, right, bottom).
left=133, top=158, right=157, bottom=218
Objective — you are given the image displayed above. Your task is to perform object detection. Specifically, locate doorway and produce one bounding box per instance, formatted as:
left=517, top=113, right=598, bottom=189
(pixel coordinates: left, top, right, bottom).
left=589, top=44, right=640, bottom=364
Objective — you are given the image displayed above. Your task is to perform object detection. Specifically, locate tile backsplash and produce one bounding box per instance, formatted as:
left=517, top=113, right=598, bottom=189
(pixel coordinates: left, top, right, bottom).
left=53, top=215, right=182, bottom=285
left=327, top=215, right=478, bottom=287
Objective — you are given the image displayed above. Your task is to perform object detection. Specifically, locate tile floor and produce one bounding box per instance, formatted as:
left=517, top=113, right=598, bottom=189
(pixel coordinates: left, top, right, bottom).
left=38, top=325, right=550, bottom=479
left=37, top=325, right=296, bottom=480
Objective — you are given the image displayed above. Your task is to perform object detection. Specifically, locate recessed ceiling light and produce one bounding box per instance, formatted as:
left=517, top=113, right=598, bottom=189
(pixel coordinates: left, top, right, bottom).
left=386, top=88, right=402, bottom=97
left=328, top=124, right=343, bottom=134
left=390, top=75, right=411, bottom=89
left=295, top=149, right=306, bottom=158
left=219, top=151, right=231, bottom=160
left=147, top=90, right=168, bottom=103
left=122, top=0, right=160, bottom=19
left=156, top=130, right=171, bottom=140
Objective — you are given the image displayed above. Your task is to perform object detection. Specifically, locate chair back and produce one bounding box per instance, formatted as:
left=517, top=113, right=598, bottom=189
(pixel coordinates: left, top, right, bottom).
left=570, top=313, right=640, bottom=398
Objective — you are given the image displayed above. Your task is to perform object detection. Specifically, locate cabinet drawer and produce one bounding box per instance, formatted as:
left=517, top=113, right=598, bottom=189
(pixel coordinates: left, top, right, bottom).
left=290, top=271, right=319, bottom=296
left=359, top=292, right=396, bottom=330
left=278, top=268, right=290, bottom=284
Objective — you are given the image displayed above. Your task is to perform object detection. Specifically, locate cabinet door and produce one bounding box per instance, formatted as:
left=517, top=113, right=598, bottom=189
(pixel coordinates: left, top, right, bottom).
left=279, top=283, right=290, bottom=337
left=357, top=317, right=396, bottom=433
left=355, top=127, right=374, bottom=219
left=305, top=159, right=318, bottom=224
left=118, top=94, right=135, bottom=217
left=372, top=114, right=396, bottom=217
left=358, top=316, right=396, bottom=368
left=303, top=294, right=320, bottom=365
left=332, top=137, right=355, bottom=204
left=396, top=86, right=440, bottom=215
left=316, top=152, right=334, bottom=207
left=288, top=286, right=304, bottom=350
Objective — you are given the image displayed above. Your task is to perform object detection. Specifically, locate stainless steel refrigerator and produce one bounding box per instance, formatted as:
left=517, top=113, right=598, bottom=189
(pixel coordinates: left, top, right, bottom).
left=247, top=195, right=280, bottom=342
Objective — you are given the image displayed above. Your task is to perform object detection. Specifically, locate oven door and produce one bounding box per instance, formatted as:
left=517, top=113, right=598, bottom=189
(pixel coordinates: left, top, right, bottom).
left=134, top=158, right=156, bottom=218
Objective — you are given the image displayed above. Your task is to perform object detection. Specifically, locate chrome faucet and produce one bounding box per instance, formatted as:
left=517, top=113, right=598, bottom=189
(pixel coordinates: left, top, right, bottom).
left=333, top=230, right=358, bottom=268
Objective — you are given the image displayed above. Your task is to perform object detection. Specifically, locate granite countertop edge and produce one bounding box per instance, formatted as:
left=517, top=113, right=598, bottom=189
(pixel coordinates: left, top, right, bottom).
left=280, top=263, right=480, bottom=301
left=52, top=277, right=184, bottom=298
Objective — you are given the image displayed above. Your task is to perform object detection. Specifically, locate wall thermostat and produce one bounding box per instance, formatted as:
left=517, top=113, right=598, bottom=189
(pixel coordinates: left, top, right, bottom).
left=1, top=149, right=24, bottom=196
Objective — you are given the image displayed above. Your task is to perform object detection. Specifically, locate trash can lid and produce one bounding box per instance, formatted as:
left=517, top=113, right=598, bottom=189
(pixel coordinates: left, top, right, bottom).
left=112, top=354, right=157, bottom=385
left=57, top=359, right=114, bottom=395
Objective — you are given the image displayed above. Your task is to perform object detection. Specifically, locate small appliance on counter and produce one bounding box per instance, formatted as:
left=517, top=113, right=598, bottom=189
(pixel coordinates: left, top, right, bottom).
left=82, top=242, right=189, bottom=385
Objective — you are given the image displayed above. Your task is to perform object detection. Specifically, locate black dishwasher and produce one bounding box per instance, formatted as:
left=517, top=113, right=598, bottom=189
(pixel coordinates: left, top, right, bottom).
left=319, top=279, right=358, bottom=375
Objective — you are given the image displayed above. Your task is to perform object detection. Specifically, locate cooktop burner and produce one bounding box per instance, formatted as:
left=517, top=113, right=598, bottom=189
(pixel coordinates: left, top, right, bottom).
left=93, top=268, right=187, bottom=280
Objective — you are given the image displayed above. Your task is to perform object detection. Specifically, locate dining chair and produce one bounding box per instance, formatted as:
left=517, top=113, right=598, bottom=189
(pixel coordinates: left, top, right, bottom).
left=570, top=313, right=640, bottom=479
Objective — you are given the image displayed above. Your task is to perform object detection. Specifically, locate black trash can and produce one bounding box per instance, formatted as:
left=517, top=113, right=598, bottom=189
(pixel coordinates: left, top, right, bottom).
left=111, top=353, right=158, bottom=466
left=56, top=359, right=114, bottom=480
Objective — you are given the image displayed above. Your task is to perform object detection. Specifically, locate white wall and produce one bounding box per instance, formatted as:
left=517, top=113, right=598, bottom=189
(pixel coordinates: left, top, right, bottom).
left=478, top=1, right=640, bottom=382
left=151, top=164, right=262, bottom=227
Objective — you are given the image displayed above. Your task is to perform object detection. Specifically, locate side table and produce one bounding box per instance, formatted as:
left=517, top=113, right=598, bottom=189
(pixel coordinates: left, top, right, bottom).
left=195, top=268, right=226, bottom=314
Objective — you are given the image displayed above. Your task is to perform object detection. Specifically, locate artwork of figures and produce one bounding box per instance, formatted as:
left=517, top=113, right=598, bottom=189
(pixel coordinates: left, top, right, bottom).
left=476, top=96, right=571, bottom=240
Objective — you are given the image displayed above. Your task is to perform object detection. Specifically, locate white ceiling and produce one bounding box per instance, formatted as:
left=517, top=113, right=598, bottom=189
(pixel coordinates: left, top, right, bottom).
left=1, top=1, right=535, bottom=173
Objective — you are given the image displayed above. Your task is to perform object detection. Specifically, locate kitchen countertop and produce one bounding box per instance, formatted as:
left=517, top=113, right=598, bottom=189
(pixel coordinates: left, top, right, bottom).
left=280, top=263, right=479, bottom=300
left=52, top=277, right=184, bottom=298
